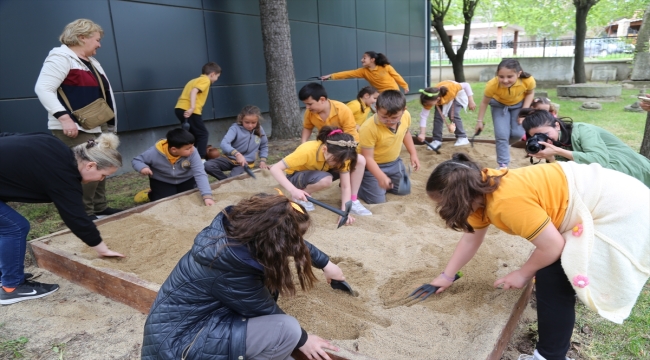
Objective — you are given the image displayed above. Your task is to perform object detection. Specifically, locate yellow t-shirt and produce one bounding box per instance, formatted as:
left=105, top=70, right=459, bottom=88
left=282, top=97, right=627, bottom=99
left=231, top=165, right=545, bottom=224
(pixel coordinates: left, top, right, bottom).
left=435, top=80, right=462, bottom=106
left=346, top=99, right=372, bottom=126
left=175, top=74, right=212, bottom=115
left=483, top=76, right=536, bottom=106
left=330, top=65, right=408, bottom=92
left=303, top=100, right=359, bottom=142
left=467, top=163, right=569, bottom=241
left=359, top=110, right=412, bottom=164
left=282, top=140, right=350, bottom=175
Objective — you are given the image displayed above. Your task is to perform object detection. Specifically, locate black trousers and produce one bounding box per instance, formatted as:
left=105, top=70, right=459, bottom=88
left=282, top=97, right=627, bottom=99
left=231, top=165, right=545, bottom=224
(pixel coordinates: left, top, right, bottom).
left=148, top=177, right=196, bottom=202
left=174, top=108, right=209, bottom=159
left=535, top=259, right=576, bottom=359
left=204, top=157, right=246, bottom=181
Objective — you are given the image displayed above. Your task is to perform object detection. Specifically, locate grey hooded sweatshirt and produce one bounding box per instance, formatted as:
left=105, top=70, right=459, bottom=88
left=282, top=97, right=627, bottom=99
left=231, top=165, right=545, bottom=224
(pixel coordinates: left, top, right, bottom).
left=220, top=123, right=269, bottom=163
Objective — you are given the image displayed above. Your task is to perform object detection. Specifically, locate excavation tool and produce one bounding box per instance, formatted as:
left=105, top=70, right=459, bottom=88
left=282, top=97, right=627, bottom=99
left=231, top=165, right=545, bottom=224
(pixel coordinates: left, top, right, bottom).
left=407, top=272, right=463, bottom=302
left=470, top=129, right=482, bottom=148
left=181, top=120, right=190, bottom=131
left=422, top=139, right=441, bottom=154
left=243, top=164, right=256, bottom=179
left=330, top=279, right=357, bottom=296
left=306, top=197, right=352, bottom=229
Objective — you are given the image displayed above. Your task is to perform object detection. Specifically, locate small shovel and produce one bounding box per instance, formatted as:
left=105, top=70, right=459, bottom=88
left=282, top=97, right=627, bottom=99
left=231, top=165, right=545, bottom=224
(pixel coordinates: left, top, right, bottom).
left=181, top=120, right=190, bottom=131
left=422, top=139, right=441, bottom=154
left=407, top=272, right=463, bottom=302
left=470, top=129, right=482, bottom=148
left=306, top=197, right=352, bottom=229
left=243, top=164, right=256, bottom=179
left=330, top=279, right=357, bottom=296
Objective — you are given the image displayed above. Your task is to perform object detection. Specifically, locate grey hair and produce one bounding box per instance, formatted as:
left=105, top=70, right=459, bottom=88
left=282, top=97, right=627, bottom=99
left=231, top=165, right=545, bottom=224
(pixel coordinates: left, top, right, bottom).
left=59, top=19, right=104, bottom=46
left=72, top=133, right=122, bottom=170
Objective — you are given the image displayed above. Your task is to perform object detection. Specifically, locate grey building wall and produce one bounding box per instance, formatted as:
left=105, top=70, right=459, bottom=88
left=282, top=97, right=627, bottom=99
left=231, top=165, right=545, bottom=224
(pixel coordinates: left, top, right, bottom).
left=0, top=0, right=429, bottom=173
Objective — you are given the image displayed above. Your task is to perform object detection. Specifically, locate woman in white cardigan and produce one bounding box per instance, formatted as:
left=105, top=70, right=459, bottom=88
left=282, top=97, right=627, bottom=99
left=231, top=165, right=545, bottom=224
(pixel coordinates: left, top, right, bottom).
left=35, top=18, right=121, bottom=220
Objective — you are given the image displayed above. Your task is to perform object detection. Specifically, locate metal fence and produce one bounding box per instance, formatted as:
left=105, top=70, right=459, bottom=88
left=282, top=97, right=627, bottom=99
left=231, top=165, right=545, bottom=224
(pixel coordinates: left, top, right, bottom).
left=431, top=36, right=637, bottom=64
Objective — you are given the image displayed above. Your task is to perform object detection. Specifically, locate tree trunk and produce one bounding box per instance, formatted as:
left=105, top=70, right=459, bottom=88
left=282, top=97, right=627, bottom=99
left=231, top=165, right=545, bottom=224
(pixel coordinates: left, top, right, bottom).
left=641, top=112, right=650, bottom=159
left=573, top=4, right=590, bottom=83
left=431, top=0, right=478, bottom=82
left=631, top=4, right=650, bottom=80
left=259, top=0, right=302, bottom=139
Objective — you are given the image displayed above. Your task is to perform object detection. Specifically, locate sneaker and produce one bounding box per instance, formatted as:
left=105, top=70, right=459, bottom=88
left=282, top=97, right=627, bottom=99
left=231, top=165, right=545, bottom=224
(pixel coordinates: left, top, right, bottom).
left=454, top=137, right=470, bottom=146
left=426, top=140, right=442, bottom=150
left=498, top=163, right=508, bottom=170
left=87, top=214, right=98, bottom=221
left=517, top=350, right=573, bottom=360
left=0, top=273, right=33, bottom=287
left=292, top=198, right=315, bottom=212
left=0, top=280, right=59, bottom=305
left=95, top=207, right=123, bottom=216
left=350, top=200, right=372, bottom=216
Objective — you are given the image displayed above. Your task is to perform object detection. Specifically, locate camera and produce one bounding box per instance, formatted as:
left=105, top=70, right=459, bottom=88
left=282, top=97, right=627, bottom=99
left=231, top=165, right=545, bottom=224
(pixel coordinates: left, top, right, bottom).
left=526, top=133, right=552, bottom=154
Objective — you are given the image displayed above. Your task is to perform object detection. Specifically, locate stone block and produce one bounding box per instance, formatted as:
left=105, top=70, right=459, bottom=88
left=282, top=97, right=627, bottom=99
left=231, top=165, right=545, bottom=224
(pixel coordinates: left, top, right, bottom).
left=580, top=101, right=602, bottom=110
left=591, top=66, right=617, bottom=81
left=631, top=53, right=650, bottom=81
left=557, top=84, right=622, bottom=98
left=479, top=67, right=495, bottom=82
left=513, top=57, right=574, bottom=85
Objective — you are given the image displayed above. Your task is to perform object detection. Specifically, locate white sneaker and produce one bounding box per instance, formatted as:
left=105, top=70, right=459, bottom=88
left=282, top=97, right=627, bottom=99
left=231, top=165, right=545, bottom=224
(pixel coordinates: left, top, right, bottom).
left=454, top=137, right=470, bottom=146
left=426, top=140, right=442, bottom=150
left=350, top=200, right=372, bottom=216
left=293, top=198, right=315, bottom=212
left=517, top=350, right=574, bottom=360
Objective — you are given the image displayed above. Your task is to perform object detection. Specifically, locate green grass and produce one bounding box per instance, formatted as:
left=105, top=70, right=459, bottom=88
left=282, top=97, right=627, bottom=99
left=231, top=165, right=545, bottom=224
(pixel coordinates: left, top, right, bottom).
left=0, top=324, right=29, bottom=359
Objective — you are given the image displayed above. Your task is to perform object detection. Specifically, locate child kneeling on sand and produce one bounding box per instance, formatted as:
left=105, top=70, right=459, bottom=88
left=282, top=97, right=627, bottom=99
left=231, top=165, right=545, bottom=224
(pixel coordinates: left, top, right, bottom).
left=357, top=90, right=420, bottom=204
left=132, top=128, right=214, bottom=205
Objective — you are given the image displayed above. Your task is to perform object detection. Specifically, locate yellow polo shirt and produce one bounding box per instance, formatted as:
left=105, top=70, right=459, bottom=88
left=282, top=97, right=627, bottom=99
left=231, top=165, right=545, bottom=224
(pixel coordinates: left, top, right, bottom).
left=331, top=65, right=408, bottom=92
left=467, top=163, right=568, bottom=241
left=282, top=140, right=350, bottom=175
left=484, top=76, right=536, bottom=106
left=303, top=100, right=359, bottom=142
left=175, top=74, right=211, bottom=115
left=346, top=99, right=372, bottom=126
left=435, top=80, right=462, bottom=106
left=359, top=110, right=412, bottom=164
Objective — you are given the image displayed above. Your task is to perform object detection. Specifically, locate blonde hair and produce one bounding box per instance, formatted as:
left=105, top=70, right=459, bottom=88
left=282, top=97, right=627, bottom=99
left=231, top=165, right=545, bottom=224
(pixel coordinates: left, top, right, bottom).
left=72, top=133, right=122, bottom=170
left=59, top=19, right=104, bottom=47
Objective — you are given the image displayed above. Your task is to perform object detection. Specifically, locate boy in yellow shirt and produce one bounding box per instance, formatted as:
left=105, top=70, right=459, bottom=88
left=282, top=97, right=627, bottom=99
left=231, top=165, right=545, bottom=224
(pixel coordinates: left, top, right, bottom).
left=299, top=83, right=359, bottom=143
left=358, top=90, right=420, bottom=204
left=174, top=62, right=221, bottom=159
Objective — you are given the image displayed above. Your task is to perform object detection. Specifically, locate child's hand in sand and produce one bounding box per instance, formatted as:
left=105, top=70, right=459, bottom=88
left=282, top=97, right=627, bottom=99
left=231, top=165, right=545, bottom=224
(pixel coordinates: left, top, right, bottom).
left=93, top=241, right=125, bottom=258
left=411, top=156, right=420, bottom=171
left=494, top=269, right=530, bottom=290
left=204, top=198, right=215, bottom=206
left=259, top=160, right=269, bottom=170
left=322, top=261, right=345, bottom=284
left=235, top=153, right=247, bottom=167
left=290, top=188, right=310, bottom=202
left=140, top=168, right=153, bottom=176
left=417, top=132, right=426, bottom=143
left=299, top=335, right=339, bottom=360
left=338, top=214, right=356, bottom=226
left=428, top=273, right=455, bottom=294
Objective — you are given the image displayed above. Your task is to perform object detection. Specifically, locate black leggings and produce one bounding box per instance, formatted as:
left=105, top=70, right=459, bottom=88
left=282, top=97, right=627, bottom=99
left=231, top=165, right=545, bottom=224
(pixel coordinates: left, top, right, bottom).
left=535, top=259, right=576, bottom=360
left=175, top=108, right=209, bottom=159
left=149, top=177, right=196, bottom=202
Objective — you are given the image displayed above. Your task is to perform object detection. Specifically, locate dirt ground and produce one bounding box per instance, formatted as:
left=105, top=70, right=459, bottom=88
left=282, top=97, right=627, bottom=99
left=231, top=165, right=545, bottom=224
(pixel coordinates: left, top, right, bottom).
left=0, top=140, right=556, bottom=360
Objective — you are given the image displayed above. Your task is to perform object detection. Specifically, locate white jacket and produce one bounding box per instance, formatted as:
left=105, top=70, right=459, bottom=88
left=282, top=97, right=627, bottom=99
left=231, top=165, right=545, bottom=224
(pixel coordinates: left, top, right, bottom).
left=34, top=45, right=117, bottom=133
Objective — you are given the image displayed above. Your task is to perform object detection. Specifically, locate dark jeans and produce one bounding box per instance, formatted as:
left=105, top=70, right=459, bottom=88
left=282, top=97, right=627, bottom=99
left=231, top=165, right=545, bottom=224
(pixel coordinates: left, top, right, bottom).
left=204, top=157, right=245, bottom=181
left=175, top=108, right=208, bottom=159
left=0, top=201, right=30, bottom=287
left=149, top=177, right=196, bottom=202
left=536, top=259, right=576, bottom=360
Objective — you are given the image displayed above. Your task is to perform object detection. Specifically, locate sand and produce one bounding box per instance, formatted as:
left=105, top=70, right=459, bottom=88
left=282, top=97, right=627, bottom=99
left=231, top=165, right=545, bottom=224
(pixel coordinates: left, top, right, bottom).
left=20, top=142, right=535, bottom=359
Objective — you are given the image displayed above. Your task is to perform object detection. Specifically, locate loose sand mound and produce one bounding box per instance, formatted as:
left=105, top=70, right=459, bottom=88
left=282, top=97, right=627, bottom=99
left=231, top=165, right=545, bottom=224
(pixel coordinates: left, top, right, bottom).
left=46, top=142, right=534, bottom=359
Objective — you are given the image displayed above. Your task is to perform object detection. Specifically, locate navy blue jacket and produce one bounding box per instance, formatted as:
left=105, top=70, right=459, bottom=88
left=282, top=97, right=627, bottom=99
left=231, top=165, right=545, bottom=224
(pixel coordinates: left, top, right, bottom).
left=141, top=208, right=330, bottom=359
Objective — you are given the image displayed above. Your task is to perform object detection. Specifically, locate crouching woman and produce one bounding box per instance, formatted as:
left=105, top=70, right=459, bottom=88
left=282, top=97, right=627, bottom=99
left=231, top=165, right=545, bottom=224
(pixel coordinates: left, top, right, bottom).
left=141, top=194, right=345, bottom=360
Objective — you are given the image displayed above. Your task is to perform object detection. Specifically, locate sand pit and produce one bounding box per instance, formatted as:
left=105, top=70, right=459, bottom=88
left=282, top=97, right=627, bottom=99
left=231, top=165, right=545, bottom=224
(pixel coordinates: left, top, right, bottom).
left=41, top=142, right=535, bottom=359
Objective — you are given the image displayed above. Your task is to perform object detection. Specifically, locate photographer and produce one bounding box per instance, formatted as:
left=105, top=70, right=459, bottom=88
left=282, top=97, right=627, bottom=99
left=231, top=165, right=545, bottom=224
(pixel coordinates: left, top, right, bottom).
left=521, top=109, right=650, bottom=187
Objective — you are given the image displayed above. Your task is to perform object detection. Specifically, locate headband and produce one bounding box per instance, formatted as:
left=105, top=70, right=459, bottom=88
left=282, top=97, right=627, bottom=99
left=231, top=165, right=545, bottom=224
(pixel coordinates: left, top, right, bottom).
left=328, top=129, right=343, bottom=136
left=274, top=188, right=305, bottom=214
left=326, top=139, right=358, bottom=148
left=419, top=89, right=439, bottom=97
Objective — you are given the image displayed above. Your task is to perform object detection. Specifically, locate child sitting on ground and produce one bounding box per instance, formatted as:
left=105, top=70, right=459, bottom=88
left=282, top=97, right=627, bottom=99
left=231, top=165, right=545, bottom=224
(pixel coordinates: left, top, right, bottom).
left=132, top=128, right=214, bottom=205
left=358, top=90, right=420, bottom=204
left=270, top=126, right=372, bottom=220
left=346, top=86, right=379, bottom=130
left=174, top=62, right=221, bottom=159
left=204, top=105, right=269, bottom=180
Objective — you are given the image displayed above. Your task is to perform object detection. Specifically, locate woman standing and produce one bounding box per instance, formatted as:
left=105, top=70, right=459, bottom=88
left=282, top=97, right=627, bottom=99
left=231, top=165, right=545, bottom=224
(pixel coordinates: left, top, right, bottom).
left=35, top=18, right=121, bottom=219
left=142, top=194, right=344, bottom=360
left=0, top=133, right=125, bottom=305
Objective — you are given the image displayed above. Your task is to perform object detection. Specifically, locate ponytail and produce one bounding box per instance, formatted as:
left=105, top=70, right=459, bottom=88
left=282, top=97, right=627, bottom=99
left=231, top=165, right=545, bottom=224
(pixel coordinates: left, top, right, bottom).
left=365, top=51, right=390, bottom=66
left=419, top=86, right=448, bottom=107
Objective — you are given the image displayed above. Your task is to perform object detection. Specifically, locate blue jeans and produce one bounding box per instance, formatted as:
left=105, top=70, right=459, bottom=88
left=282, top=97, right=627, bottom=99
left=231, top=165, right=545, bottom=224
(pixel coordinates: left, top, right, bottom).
left=0, top=201, right=30, bottom=287
left=490, top=99, right=524, bottom=167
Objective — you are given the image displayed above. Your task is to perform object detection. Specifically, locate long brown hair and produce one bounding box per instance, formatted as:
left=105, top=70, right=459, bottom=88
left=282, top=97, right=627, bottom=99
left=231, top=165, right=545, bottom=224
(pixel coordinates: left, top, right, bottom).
left=316, top=126, right=358, bottom=172
left=426, top=153, right=504, bottom=232
left=224, top=194, right=317, bottom=296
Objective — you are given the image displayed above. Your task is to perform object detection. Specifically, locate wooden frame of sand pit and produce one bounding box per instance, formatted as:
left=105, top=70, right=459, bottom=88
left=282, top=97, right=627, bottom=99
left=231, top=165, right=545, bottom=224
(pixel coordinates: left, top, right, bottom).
left=29, top=142, right=534, bottom=360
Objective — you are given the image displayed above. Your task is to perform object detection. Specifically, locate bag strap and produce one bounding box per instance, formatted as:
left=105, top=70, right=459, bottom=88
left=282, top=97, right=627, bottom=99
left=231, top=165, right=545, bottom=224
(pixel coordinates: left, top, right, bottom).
left=57, top=87, right=75, bottom=113
left=88, top=61, right=107, bottom=100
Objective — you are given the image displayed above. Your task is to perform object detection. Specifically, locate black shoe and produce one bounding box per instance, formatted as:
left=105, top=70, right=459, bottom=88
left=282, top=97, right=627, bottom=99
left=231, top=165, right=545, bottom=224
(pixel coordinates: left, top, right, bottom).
left=0, top=273, right=33, bottom=287
left=0, top=280, right=59, bottom=305
left=88, top=214, right=98, bottom=221
left=95, top=207, right=123, bottom=216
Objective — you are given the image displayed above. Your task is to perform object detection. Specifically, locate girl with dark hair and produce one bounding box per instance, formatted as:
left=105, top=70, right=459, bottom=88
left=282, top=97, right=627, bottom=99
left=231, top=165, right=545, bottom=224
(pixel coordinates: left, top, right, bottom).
left=422, top=153, right=649, bottom=360
left=270, top=126, right=371, bottom=219
left=142, top=194, right=346, bottom=360
left=346, top=86, right=379, bottom=129
left=475, top=59, right=536, bottom=169
left=521, top=110, right=650, bottom=187
left=204, top=105, right=269, bottom=180
left=321, top=51, right=409, bottom=93
left=417, top=81, right=477, bottom=148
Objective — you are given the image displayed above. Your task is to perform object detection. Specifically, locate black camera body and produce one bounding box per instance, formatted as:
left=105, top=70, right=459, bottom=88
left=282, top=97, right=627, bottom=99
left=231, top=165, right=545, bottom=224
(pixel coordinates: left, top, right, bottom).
left=526, top=133, right=552, bottom=154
